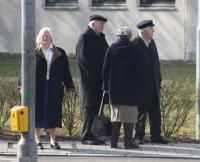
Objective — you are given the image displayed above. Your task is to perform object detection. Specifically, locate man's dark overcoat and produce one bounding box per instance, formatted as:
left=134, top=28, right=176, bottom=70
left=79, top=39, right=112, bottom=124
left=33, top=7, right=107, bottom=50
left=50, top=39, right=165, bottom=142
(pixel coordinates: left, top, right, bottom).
left=103, top=39, right=143, bottom=106
left=131, top=36, right=162, bottom=106
left=35, top=46, right=74, bottom=127
left=76, top=28, right=108, bottom=107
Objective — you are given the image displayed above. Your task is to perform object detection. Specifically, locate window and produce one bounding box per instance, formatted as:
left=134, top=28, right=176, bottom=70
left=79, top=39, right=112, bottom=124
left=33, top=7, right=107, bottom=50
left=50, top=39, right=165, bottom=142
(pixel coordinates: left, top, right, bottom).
left=45, top=0, right=78, bottom=6
left=140, top=0, right=175, bottom=7
left=92, top=0, right=126, bottom=6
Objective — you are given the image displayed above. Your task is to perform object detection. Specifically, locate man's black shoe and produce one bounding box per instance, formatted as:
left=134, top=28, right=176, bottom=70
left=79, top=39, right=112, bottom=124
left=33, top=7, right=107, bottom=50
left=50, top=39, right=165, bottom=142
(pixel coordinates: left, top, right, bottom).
left=135, top=138, right=144, bottom=145
left=81, top=140, right=94, bottom=145
left=95, top=138, right=105, bottom=144
left=81, top=138, right=105, bottom=145
left=110, top=143, right=118, bottom=148
left=151, top=138, right=169, bottom=144
left=125, top=140, right=139, bottom=149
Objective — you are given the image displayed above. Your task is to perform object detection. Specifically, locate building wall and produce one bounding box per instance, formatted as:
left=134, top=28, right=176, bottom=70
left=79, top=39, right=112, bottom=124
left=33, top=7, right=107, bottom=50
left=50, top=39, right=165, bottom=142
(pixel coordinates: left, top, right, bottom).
left=0, top=0, right=21, bottom=53
left=0, top=0, right=197, bottom=60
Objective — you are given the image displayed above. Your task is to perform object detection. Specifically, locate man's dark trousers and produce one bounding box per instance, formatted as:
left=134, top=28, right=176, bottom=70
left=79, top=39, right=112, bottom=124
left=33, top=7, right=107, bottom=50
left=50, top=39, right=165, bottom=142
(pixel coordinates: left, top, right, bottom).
left=82, top=107, right=99, bottom=140
left=135, top=95, right=161, bottom=141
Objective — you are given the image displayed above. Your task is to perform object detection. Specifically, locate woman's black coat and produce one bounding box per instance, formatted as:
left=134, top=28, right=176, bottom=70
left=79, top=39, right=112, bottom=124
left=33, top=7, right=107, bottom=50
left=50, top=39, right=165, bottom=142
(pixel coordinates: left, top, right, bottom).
left=76, top=28, right=108, bottom=107
left=35, top=46, right=74, bottom=127
left=102, top=39, right=143, bottom=106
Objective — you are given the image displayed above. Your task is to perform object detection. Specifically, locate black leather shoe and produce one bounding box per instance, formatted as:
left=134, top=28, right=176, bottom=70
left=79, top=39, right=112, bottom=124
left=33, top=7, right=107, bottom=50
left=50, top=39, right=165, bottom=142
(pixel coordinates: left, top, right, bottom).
left=124, top=144, right=140, bottom=149
left=151, top=138, right=169, bottom=144
left=110, top=143, right=118, bottom=148
left=125, top=143, right=139, bottom=149
left=135, top=137, right=144, bottom=145
left=50, top=142, right=61, bottom=149
left=82, top=138, right=105, bottom=145
left=95, top=138, right=105, bottom=145
left=125, top=140, right=139, bottom=149
left=37, top=143, right=44, bottom=149
left=81, top=140, right=95, bottom=145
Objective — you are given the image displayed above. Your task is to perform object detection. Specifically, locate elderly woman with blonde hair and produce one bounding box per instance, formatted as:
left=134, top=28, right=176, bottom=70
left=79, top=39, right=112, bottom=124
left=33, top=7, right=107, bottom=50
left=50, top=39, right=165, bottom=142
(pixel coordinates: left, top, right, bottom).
left=34, top=27, right=74, bottom=149
left=102, top=27, right=143, bottom=149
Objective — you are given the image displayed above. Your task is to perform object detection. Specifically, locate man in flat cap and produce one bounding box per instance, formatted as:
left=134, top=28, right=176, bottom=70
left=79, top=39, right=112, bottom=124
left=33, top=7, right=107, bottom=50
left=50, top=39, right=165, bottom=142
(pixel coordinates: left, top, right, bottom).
left=76, top=14, right=108, bottom=145
left=132, top=20, right=168, bottom=144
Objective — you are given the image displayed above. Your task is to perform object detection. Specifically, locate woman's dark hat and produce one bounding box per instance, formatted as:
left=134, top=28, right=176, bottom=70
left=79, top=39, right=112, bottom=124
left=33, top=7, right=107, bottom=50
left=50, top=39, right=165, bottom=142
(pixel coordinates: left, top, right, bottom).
left=90, top=14, right=108, bottom=22
left=137, top=20, right=155, bottom=29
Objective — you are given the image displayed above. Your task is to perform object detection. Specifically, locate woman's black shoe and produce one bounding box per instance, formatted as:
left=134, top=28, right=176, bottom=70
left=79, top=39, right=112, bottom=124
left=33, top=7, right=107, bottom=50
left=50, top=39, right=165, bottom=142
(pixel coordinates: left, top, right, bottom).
left=37, top=143, right=44, bottom=149
left=50, top=142, right=61, bottom=149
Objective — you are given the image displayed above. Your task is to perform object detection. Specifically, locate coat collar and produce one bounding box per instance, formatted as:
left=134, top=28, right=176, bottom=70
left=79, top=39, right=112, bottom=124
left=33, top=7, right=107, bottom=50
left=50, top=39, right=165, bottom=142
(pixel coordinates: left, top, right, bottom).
left=137, top=36, right=150, bottom=49
left=51, top=46, right=62, bottom=63
left=36, top=44, right=62, bottom=63
left=87, top=27, right=105, bottom=38
left=117, top=39, right=132, bottom=45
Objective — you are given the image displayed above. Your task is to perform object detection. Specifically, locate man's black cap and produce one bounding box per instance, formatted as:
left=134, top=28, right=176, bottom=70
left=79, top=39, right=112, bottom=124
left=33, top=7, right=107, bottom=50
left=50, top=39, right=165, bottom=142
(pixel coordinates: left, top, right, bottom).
left=90, top=14, right=108, bottom=22
left=136, top=20, right=155, bottom=29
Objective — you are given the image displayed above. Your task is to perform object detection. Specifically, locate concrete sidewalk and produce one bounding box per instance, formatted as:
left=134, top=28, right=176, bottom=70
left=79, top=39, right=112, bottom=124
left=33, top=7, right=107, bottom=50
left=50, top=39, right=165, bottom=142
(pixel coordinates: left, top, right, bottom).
left=1, top=141, right=200, bottom=159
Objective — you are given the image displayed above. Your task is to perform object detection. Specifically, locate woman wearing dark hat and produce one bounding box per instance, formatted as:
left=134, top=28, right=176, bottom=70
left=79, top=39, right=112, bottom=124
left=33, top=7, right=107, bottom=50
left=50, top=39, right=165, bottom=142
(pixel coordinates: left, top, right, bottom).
left=76, top=14, right=108, bottom=145
left=103, top=27, right=143, bottom=149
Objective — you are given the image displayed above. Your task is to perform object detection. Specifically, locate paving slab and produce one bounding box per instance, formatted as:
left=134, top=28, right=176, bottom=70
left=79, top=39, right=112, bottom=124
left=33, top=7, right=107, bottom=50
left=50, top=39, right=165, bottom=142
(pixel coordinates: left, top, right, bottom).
left=0, top=141, right=8, bottom=153
left=0, top=141, right=200, bottom=159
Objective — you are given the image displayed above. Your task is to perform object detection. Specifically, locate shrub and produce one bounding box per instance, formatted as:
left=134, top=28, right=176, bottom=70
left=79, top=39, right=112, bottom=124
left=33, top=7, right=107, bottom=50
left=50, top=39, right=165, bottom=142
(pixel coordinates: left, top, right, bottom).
left=160, top=80, right=195, bottom=137
left=0, top=77, right=196, bottom=140
left=62, top=81, right=82, bottom=137
left=0, top=78, right=20, bottom=133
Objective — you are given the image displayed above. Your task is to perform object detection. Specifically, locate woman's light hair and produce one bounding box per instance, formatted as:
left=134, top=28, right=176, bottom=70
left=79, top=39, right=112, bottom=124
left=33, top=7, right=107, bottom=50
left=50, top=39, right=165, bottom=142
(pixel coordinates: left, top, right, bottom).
left=36, top=27, right=52, bottom=45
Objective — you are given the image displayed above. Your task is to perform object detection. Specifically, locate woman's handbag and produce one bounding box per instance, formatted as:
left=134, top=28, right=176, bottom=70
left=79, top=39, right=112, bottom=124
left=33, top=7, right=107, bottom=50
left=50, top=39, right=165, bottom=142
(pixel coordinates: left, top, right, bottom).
left=91, top=91, right=111, bottom=137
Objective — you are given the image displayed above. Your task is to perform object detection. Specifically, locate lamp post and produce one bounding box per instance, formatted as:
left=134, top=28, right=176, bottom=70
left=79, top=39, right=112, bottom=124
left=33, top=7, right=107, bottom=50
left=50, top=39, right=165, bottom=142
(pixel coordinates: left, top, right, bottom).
left=196, top=0, right=200, bottom=140
left=17, top=0, right=37, bottom=161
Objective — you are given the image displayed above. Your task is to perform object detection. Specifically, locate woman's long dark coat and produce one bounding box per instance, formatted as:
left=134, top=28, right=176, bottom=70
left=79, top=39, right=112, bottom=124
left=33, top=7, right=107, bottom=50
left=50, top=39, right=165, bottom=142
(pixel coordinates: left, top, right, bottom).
left=35, top=46, right=74, bottom=127
left=76, top=28, right=108, bottom=107
left=102, top=39, right=143, bottom=106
